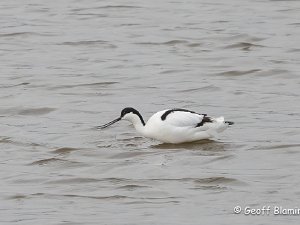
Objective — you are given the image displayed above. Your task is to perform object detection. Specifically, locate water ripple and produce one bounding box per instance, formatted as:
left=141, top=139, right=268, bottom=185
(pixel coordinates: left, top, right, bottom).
left=59, top=40, right=117, bottom=48
left=18, top=107, right=56, bottom=116
left=223, top=42, right=264, bottom=50
left=29, top=158, right=82, bottom=167
left=217, top=69, right=261, bottom=76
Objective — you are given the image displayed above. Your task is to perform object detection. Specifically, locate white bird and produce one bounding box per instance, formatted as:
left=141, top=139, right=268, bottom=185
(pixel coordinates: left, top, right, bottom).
left=98, top=107, right=234, bottom=144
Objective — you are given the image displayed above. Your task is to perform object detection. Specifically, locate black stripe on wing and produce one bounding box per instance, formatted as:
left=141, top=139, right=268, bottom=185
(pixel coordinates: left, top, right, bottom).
left=161, top=109, right=206, bottom=120
left=196, top=116, right=213, bottom=127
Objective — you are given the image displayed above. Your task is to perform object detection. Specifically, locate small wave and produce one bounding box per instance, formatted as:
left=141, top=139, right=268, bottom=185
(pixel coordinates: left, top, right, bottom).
left=49, top=81, right=118, bottom=90
left=117, top=184, right=149, bottom=190
left=187, top=43, right=202, bottom=47
left=119, top=23, right=141, bottom=27
left=96, top=5, right=142, bottom=9
left=217, top=69, right=261, bottom=76
left=288, top=22, right=300, bottom=26
left=179, top=85, right=221, bottom=93
left=46, top=178, right=100, bottom=184
left=99, top=177, right=129, bottom=183
left=160, top=69, right=188, bottom=74
left=59, top=40, right=117, bottom=48
left=136, top=40, right=188, bottom=46
left=151, top=140, right=225, bottom=151
left=31, top=192, right=130, bottom=200
left=269, top=0, right=298, bottom=1
left=109, top=151, right=155, bottom=159
left=288, top=48, right=300, bottom=53
left=71, top=5, right=142, bottom=12
left=51, top=147, right=80, bottom=154
left=0, top=32, right=51, bottom=37
left=221, top=34, right=265, bottom=42
left=124, top=200, right=180, bottom=205
left=0, top=137, right=11, bottom=143
left=205, top=155, right=235, bottom=164
left=0, top=136, right=42, bottom=147
left=18, top=107, right=56, bottom=116
left=261, top=144, right=300, bottom=150
left=6, top=194, right=28, bottom=200
left=29, top=158, right=81, bottom=166
left=68, top=11, right=107, bottom=17
left=0, top=82, right=30, bottom=89
left=192, top=176, right=247, bottom=191
left=256, top=69, right=289, bottom=76
left=194, top=176, right=243, bottom=185
left=224, top=42, right=264, bottom=50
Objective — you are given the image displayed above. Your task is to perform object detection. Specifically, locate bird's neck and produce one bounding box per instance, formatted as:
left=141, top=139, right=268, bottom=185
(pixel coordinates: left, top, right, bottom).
left=130, top=114, right=146, bottom=135
left=132, top=121, right=146, bottom=135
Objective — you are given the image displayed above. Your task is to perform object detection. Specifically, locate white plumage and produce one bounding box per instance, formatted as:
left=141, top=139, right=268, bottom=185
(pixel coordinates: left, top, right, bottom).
left=98, top=107, right=233, bottom=144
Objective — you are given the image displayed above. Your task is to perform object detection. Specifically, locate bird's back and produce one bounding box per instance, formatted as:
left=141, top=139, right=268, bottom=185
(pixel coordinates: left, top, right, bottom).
left=144, top=109, right=231, bottom=143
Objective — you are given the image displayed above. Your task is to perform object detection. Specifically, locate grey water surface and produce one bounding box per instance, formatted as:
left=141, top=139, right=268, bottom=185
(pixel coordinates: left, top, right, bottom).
left=1, top=0, right=300, bottom=224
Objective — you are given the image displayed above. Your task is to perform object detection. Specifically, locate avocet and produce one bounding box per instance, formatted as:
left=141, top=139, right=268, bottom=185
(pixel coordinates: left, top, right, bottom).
left=98, top=107, right=233, bottom=144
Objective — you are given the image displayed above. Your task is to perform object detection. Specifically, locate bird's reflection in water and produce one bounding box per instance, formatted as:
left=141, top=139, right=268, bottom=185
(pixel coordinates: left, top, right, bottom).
left=150, top=139, right=231, bottom=153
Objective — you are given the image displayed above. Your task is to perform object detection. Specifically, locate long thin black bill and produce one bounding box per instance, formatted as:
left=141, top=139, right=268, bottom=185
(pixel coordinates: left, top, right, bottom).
left=97, top=117, right=121, bottom=129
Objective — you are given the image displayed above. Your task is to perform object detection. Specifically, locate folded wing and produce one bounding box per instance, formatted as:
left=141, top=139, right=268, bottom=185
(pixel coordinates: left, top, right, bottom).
left=162, top=109, right=207, bottom=127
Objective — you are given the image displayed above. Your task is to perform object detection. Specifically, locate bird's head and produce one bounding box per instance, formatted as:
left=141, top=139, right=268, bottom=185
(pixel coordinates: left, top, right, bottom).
left=97, top=107, right=145, bottom=129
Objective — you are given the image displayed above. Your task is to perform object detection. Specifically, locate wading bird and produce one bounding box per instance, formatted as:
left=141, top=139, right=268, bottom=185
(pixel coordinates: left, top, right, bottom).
left=98, top=107, right=234, bottom=144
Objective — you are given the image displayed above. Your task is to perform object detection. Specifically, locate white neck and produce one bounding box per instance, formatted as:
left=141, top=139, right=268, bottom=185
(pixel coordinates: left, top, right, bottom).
left=123, top=113, right=147, bottom=135
left=132, top=121, right=146, bottom=135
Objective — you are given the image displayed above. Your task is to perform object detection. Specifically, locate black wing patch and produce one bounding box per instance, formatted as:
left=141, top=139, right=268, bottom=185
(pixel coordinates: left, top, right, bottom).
left=161, top=108, right=207, bottom=121
left=196, top=116, right=213, bottom=127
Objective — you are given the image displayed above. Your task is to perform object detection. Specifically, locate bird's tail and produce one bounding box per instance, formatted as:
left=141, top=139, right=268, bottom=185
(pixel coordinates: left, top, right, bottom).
left=205, top=117, right=234, bottom=137
left=211, top=117, right=234, bottom=134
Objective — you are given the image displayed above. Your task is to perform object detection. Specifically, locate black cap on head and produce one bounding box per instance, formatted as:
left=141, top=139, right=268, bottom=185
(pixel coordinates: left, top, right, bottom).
left=120, top=107, right=145, bottom=126
left=121, top=107, right=139, bottom=117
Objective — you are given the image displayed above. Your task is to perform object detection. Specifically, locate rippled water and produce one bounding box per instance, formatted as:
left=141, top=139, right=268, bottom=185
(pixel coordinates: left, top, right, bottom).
left=1, top=0, right=300, bottom=224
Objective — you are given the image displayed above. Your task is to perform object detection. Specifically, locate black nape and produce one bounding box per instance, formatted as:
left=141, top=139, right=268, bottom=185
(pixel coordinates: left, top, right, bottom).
left=121, top=107, right=145, bottom=126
